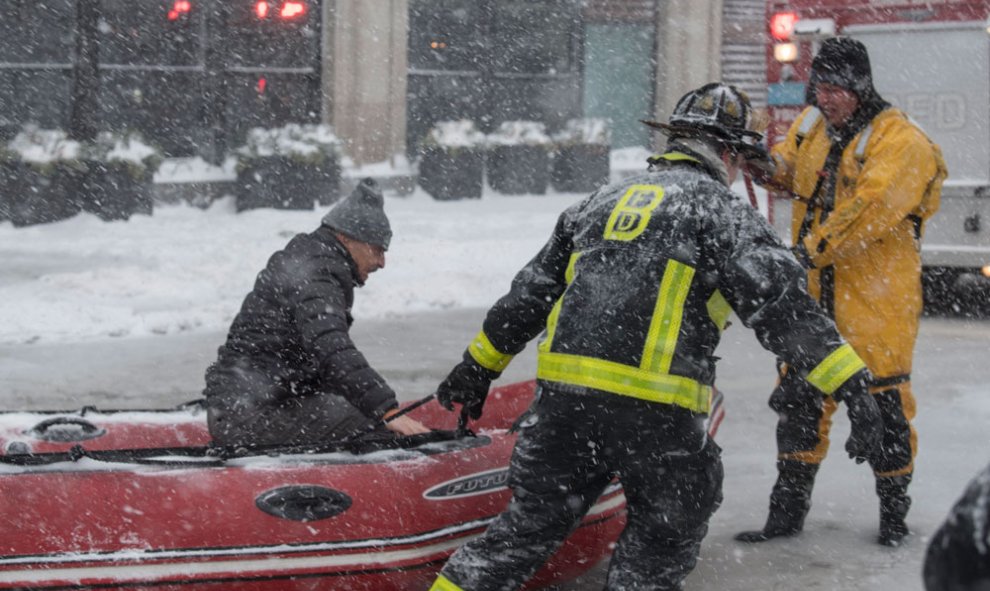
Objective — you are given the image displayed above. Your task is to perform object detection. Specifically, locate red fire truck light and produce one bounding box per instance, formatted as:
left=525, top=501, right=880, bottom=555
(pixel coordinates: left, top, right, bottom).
left=770, top=12, right=798, bottom=41
left=167, top=0, right=191, bottom=21
left=256, top=1, right=269, bottom=19
left=281, top=2, right=306, bottom=18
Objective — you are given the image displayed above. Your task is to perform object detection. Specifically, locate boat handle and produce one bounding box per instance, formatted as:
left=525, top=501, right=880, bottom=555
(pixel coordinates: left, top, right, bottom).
left=256, top=485, right=352, bottom=522
left=27, top=417, right=106, bottom=442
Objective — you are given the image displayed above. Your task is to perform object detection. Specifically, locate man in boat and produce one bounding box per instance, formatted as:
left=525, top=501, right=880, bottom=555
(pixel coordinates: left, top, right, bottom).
left=735, top=37, right=946, bottom=548
left=204, top=178, right=428, bottom=448
left=427, top=83, right=883, bottom=591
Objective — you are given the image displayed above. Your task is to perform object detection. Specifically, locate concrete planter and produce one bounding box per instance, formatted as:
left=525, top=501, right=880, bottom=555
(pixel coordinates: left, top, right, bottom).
left=551, top=143, right=610, bottom=193
left=0, top=161, right=83, bottom=227
left=80, top=161, right=154, bottom=221
left=236, top=154, right=341, bottom=212
left=487, top=144, right=550, bottom=195
left=418, top=146, right=484, bottom=201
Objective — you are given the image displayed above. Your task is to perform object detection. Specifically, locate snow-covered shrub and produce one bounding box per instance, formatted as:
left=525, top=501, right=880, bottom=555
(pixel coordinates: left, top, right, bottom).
left=2, top=126, right=85, bottom=175
left=235, top=123, right=342, bottom=170
left=487, top=120, right=552, bottom=148
left=420, top=119, right=487, bottom=155
left=81, top=131, right=163, bottom=180
left=3, top=127, right=162, bottom=177
left=552, top=118, right=610, bottom=146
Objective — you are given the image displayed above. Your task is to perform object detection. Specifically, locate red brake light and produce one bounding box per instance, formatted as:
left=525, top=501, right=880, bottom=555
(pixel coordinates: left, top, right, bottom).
left=770, top=12, right=798, bottom=41
left=167, top=0, right=191, bottom=21
left=281, top=1, right=306, bottom=19
left=257, top=77, right=267, bottom=94
left=255, top=1, right=269, bottom=19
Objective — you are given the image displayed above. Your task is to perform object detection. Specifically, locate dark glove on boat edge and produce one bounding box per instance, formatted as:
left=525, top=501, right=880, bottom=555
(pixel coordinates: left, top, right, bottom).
left=437, top=354, right=501, bottom=420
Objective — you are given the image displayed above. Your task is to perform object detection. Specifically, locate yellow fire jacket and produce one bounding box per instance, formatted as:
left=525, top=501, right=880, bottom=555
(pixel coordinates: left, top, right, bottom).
left=770, top=106, right=946, bottom=378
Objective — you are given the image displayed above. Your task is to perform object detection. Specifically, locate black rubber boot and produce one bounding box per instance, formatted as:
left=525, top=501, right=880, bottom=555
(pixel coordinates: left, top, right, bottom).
left=735, top=461, right=819, bottom=542
left=877, top=475, right=912, bottom=547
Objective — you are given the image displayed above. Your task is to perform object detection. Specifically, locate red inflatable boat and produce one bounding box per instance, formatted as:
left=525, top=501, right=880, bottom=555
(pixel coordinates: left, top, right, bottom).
left=0, top=381, right=626, bottom=591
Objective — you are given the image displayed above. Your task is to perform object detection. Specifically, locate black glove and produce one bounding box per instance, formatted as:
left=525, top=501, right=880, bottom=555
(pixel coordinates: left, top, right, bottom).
left=437, top=355, right=500, bottom=420
left=834, top=370, right=883, bottom=464
left=743, top=148, right=777, bottom=186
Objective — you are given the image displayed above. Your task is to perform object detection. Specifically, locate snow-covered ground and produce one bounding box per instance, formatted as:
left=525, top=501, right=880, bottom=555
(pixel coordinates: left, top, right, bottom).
left=1, top=161, right=988, bottom=590
left=0, top=183, right=573, bottom=345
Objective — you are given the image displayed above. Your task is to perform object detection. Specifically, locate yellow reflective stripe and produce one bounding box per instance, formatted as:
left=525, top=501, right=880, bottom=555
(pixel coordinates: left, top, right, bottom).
left=806, top=344, right=867, bottom=395
left=539, top=296, right=565, bottom=354
left=539, top=252, right=581, bottom=354
left=854, top=124, right=873, bottom=159
left=706, top=290, right=731, bottom=332
left=467, top=330, right=513, bottom=373
left=797, top=107, right=822, bottom=136
left=660, top=152, right=701, bottom=164
left=564, top=251, right=581, bottom=284
left=537, top=352, right=712, bottom=413
left=641, top=261, right=694, bottom=374
left=429, top=575, right=464, bottom=591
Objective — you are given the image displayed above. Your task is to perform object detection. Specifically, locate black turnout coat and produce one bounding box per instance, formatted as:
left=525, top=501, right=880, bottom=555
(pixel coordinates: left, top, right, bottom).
left=469, top=145, right=860, bottom=452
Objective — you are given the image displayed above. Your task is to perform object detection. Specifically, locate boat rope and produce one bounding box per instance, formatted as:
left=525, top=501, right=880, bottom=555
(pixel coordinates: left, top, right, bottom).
left=0, top=429, right=471, bottom=468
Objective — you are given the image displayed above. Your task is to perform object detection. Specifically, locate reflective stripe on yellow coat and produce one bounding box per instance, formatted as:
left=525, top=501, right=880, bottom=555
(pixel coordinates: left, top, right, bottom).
left=771, top=106, right=946, bottom=377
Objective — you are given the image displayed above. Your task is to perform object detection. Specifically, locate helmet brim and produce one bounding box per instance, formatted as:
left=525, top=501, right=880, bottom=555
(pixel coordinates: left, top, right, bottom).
left=640, top=119, right=767, bottom=159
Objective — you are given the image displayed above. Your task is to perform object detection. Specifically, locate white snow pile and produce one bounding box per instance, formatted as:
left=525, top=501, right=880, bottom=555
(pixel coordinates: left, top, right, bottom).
left=154, top=156, right=238, bottom=183
left=486, top=120, right=552, bottom=146
left=553, top=118, right=611, bottom=145
left=423, top=120, right=487, bottom=148
left=100, top=132, right=161, bottom=165
left=236, top=123, right=342, bottom=161
left=6, top=126, right=82, bottom=163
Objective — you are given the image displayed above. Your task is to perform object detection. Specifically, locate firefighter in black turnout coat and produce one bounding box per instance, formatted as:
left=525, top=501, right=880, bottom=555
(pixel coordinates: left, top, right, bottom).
left=427, top=83, right=883, bottom=591
left=205, top=178, right=427, bottom=447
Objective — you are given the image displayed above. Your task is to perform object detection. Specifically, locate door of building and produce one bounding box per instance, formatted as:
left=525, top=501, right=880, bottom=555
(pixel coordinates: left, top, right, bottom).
left=582, top=23, right=655, bottom=149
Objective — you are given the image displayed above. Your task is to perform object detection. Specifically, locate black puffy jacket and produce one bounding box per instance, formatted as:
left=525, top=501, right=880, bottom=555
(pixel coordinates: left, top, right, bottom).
left=205, top=226, right=396, bottom=421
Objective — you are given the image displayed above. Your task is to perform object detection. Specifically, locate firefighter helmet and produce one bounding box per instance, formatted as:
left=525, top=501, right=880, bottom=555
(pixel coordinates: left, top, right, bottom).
left=642, top=82, right=765, bottom=158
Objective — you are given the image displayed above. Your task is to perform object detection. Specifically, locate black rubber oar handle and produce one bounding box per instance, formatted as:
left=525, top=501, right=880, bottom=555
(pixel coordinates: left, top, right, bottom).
left=383, top=392, right=437, bottom=424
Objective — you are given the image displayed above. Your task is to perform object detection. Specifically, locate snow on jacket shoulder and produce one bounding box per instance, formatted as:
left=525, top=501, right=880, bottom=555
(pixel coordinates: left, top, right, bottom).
left=206, top=226, right=396, bottom=419
left=470, top=152, right=860, bottom=417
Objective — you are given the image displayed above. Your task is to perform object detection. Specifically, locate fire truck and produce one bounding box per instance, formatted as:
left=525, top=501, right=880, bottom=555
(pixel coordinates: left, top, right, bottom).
left=765, top=0, right=990, bottom=309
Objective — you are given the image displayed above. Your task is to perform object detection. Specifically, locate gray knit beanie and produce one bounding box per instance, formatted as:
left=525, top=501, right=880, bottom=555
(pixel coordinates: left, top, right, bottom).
left=321, top=178, right=392, bottom=249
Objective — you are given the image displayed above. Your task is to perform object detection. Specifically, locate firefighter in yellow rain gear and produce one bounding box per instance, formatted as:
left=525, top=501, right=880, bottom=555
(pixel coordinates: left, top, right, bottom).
left=736, top=36, right=947, bottom=547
